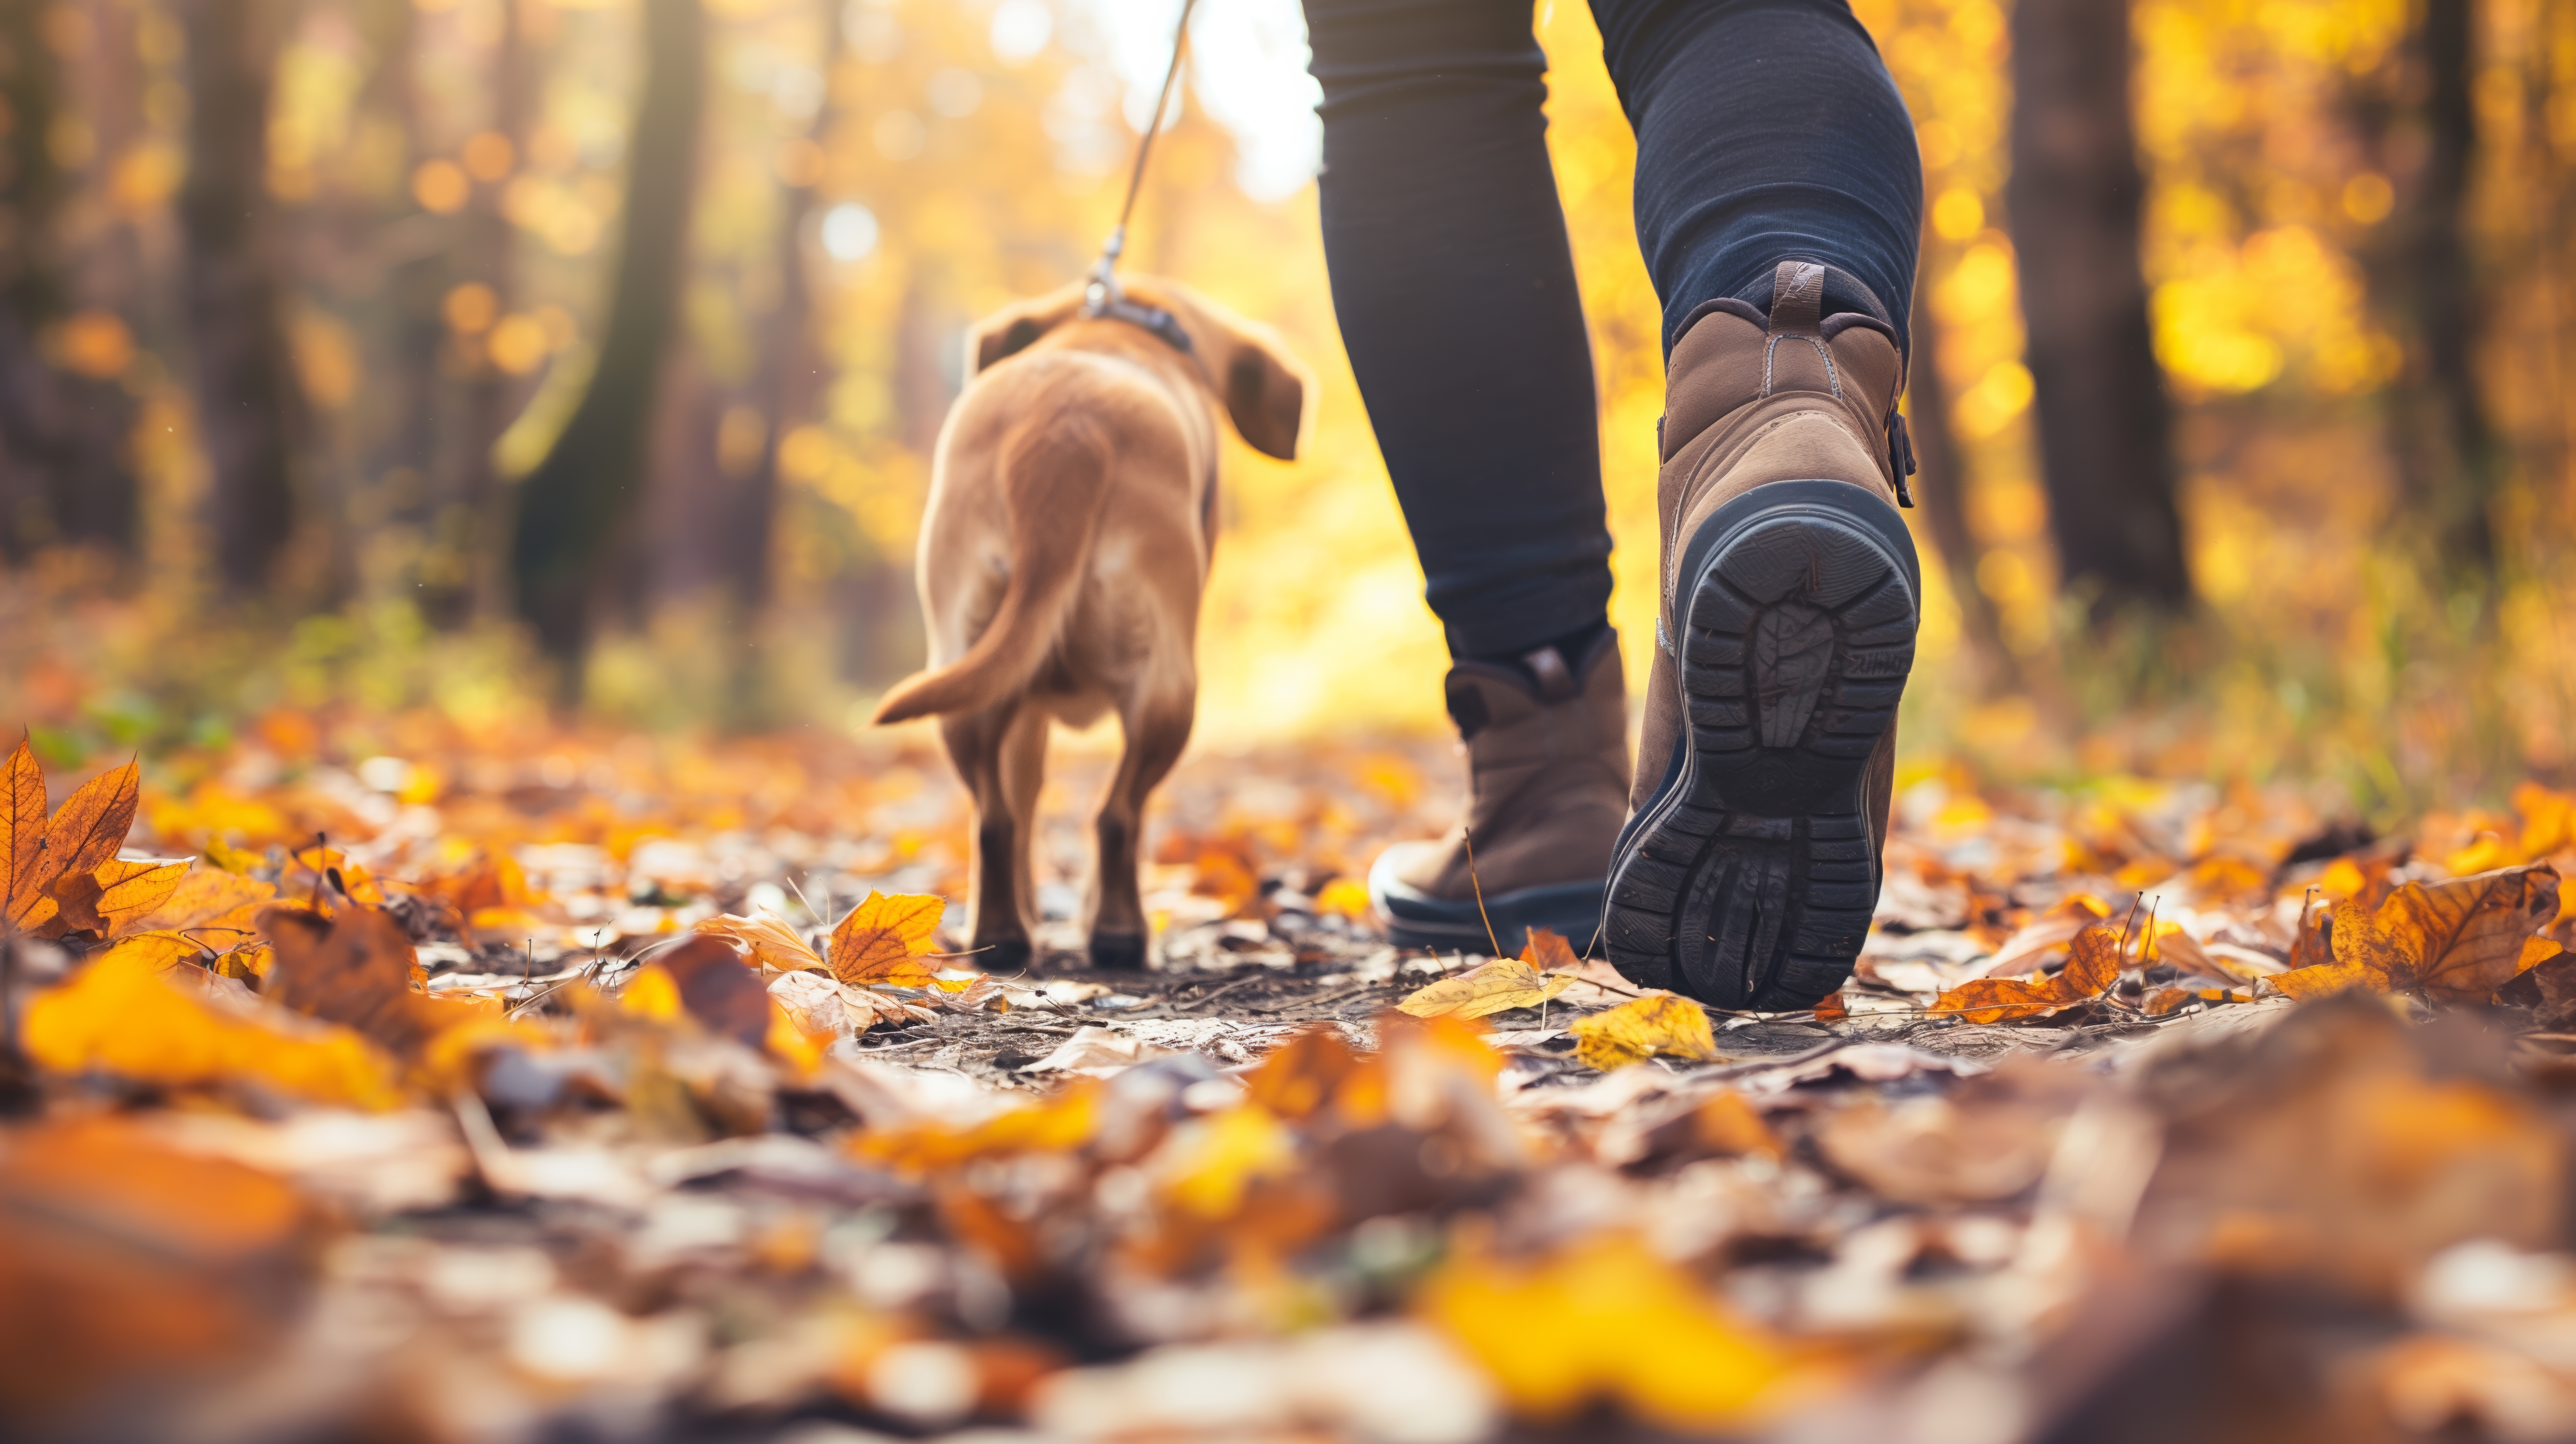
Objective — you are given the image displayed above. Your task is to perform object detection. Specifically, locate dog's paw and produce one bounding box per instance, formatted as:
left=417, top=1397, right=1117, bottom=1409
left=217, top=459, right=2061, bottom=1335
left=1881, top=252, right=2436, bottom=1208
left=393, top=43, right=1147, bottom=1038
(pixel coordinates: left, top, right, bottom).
left=1087, top=933, right=1149, bottom=971
left=978, top=938, right=1033, bottom=973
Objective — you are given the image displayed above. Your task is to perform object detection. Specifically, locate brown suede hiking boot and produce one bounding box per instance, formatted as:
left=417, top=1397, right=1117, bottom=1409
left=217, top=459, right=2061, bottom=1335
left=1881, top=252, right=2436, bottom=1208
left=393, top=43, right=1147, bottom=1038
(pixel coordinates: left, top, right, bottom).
left=1603, top=260, right=1921, bottom=1010
left=1371, top=630, right=1631, bottom=953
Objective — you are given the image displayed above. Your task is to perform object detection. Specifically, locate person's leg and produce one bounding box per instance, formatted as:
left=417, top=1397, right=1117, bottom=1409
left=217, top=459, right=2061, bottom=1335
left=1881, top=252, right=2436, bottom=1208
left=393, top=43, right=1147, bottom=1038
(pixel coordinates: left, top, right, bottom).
left=1594, top=0, right=1923, bottom=356
left=1595, top=0, right=1928, bottom=1009
left=1302, top=0, right=1613, bottom=661
left=1307, top=0, right=1630, bottom=952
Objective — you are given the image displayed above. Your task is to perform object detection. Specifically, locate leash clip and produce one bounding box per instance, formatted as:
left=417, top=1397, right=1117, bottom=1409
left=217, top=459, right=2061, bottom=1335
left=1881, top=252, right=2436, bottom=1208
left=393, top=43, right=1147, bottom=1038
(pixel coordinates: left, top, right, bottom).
left=1082, top=225, right=1195, bottom=356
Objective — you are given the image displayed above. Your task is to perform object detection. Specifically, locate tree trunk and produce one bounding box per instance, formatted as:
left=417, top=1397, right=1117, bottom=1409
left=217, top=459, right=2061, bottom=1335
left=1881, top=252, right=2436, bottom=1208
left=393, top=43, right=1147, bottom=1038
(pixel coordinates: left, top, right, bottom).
left=2008, top=0, right=2192, bottom=616
left=1906, top=267, right=2020, bottom=693
left=2360, top=0, right=2498, bottom=577
left=178, top=0, right=303, bottom=595
left=724, top=0, right=840, bottom=613
left=0, top=0, right=139, bottom=562
left=353, top=0, right=447, bottom=597
left=433, top=0, right=530, bottom=627
left=508, top=0, right=705, bottom=684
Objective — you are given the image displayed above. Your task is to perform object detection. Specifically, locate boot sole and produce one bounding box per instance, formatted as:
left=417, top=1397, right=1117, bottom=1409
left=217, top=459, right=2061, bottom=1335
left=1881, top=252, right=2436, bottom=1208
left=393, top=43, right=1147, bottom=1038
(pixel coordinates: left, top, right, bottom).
left=1370, top=858, right=1603, bottom=954
left=1605, top=479, right=1918, bottom=1010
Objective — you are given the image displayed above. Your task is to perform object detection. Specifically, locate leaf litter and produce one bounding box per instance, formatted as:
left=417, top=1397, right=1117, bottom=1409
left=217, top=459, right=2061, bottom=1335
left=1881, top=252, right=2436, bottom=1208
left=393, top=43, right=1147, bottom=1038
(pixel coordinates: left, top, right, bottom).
left=4, top=725, right=2576, bottom=1441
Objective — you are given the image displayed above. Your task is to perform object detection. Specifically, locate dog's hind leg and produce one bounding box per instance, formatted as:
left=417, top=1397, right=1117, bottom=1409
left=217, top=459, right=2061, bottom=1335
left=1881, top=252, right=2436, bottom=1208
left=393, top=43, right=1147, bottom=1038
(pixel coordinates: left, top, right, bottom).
left=941, top=701, right=1049, bottom=972
left=1087, top=676, right=1194, bottom=970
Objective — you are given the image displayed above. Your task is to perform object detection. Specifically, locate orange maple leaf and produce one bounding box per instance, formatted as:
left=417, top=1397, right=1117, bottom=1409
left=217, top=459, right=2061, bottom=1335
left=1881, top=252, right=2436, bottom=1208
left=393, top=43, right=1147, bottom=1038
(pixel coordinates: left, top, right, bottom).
left=828, top=891, right=946, bottom=987
left=1520, top=926, right=1583, bottom=972
left=49, top=857, right=192, bottom=938
left=43, top=760, right=141, bottom=896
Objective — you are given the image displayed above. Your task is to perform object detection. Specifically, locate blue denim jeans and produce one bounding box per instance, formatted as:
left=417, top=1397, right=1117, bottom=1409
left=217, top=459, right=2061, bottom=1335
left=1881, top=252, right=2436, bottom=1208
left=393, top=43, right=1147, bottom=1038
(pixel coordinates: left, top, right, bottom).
left=1302, top=0, right=1921, bottom=658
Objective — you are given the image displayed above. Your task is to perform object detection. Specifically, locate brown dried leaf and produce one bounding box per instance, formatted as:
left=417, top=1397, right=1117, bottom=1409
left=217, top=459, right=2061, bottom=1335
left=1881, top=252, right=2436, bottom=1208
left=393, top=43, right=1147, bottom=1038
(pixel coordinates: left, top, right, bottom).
left=695, top=911, right=826, bottom=973
left=259, top=904, right=441, bottom=1061
left=656, top=933, right=771, bottom=1049
left=1929, top=924, right=2124, bottom=1023
left=2384, top=863, right=2560, bottom=1002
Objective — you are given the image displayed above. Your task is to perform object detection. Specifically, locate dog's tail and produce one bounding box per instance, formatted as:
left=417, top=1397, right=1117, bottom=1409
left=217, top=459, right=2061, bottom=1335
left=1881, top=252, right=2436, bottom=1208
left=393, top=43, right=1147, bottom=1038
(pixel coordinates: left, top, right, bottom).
left=870, top=411, right=1115, bottom=726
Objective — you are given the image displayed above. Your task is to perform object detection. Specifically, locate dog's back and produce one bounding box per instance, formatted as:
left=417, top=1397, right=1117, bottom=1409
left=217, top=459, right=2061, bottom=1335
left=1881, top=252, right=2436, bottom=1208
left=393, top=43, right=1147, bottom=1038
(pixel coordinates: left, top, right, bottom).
left=871, top=327, right=1219, bottom=728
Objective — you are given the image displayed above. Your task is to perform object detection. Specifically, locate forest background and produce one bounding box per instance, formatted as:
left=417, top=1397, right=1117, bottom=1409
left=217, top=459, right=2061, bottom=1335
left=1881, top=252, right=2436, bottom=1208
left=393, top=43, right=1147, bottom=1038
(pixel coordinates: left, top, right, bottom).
left=0, top=0, right=2571, bottom=819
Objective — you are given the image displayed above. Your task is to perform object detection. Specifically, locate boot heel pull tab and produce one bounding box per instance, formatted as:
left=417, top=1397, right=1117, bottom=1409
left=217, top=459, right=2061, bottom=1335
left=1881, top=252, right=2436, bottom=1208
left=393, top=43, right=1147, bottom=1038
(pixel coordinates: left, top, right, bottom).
left=1521, top=645, right=1579, bottom=703
left=1769, top=260, right=1825, bottom=337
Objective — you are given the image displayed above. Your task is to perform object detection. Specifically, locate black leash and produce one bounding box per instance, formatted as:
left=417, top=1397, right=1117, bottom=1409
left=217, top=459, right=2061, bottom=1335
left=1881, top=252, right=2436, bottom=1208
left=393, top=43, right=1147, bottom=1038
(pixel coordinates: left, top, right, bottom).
left=1081, top=0, right=1200, bottom=356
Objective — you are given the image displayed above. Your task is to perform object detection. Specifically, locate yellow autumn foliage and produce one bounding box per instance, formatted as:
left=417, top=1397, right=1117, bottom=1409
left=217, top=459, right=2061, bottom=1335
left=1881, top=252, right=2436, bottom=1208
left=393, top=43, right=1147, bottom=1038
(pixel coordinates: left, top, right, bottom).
left=20, top=936, right=404, bottom=1110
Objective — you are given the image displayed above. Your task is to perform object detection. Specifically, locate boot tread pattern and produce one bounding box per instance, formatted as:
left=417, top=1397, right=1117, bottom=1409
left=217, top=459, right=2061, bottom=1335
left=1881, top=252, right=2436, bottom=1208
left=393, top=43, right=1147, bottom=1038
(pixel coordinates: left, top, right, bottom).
left=1606, top=505, right=1917, bottom=1010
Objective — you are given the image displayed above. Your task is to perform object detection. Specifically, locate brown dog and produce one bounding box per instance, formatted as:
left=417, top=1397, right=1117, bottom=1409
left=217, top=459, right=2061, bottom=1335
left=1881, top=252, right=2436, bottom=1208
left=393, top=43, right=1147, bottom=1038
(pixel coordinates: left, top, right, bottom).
left=870, top=277, right=1309, bottom=970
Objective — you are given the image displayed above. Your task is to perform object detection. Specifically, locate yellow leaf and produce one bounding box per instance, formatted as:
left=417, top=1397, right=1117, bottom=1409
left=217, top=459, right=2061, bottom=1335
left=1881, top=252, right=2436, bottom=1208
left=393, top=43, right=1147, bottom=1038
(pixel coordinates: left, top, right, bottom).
left=2515, top=782, right=2574, bottom=859
left=1395, top=956, right=1574, bottom=1019
left=853, top=1081, right=1101, bottom=1174
left=828, top=891, right=945, bottom=987
left=766, top=1004, right=831, bottom=1076
left=695, top=911, right=825, bottom=973
left=1929, top=924, right=2124, bottom=1022
left=1313, top=877, right=1372, bottom=919
left=215, top=943, right=273, bottom=984
left=1418, top=1233, right=1806, bottom=1430
left=621, top=964, right=684, bottom=1022
left=3, top=738, right=47, bottom=930
left=1160, top=1104, right=1298, bottom=1219
left=2272, top=896, right=2409, bottom=999
left=19, top=936, right=403, bottom=1109
left=1569, top=994, right=1721, bottom=1070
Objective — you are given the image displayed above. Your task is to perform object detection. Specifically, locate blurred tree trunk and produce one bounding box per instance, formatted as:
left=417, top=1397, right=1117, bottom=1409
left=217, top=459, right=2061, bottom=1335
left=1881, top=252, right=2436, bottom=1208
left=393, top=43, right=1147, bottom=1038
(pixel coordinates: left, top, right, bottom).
left=2356, top=0, right=2498, bottom=579
left=355, top=0, right=446, bottom=591
left=508, top=0, right=705, bottom=687
left=434, top=0, right=529, bottom=628
left=178, top=0, right=304, bottom=595
left=724, top=0, right=841, bottom=613
left=1905, top=269, right=2020, bottom=693
left=0, top=1, right=139, bottom=562
left=2008, top=0, right=2192, bottom=617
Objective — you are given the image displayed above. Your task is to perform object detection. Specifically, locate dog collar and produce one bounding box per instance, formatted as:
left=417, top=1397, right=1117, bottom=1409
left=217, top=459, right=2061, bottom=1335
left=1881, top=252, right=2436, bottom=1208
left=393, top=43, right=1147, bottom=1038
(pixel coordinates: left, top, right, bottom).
left=1083, top=280, right=1196, bottom=358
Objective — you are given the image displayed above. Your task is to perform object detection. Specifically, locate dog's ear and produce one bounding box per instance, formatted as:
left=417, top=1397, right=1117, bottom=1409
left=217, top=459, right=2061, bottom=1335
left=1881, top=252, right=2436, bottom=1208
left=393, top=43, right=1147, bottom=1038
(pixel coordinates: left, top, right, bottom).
left=965, top=288, right=1083, bottom=379
left=1218, top=334, right=1309, bottom=462
left=1122, top=279, right=1311, bottom=461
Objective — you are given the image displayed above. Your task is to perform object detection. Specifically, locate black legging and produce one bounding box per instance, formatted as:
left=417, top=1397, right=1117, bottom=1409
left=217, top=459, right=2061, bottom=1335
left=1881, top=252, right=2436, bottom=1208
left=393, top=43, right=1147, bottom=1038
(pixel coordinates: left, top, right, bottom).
left=1303, top=0, right=1922, bottom=659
